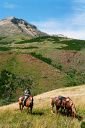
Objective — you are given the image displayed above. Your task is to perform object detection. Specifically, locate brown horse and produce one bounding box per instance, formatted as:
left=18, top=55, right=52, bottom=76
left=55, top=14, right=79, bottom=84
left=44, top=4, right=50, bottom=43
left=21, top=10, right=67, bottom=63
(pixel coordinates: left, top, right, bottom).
left=19, top=95, right=33, bottom=114
left=50, top=95, right=64, bottom=114
left=55, top=97, right=76, bottom=118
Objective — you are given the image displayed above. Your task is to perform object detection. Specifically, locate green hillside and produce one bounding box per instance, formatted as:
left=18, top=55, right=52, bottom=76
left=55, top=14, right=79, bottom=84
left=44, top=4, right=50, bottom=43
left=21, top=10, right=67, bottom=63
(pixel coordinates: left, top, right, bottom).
left=0, top=35, right=85, bottom=106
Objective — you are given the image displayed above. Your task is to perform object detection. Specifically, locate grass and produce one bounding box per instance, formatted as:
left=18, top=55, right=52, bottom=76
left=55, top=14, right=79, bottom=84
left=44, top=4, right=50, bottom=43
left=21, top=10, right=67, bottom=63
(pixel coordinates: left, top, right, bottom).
left=0, top=85, right=85, bottom=128
left=15, top=36, right=59, bottom=44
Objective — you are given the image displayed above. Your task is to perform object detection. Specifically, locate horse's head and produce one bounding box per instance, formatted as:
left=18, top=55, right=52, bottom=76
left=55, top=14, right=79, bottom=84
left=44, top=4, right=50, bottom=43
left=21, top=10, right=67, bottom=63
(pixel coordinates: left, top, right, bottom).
left=72, top=104, right=76, bottom=117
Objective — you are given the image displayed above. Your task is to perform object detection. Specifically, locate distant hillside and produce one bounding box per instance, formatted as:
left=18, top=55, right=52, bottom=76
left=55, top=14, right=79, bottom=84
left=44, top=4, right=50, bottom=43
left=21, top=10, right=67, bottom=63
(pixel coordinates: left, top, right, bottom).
left=0, top=36, right=85, bottom=106
left=0, top=16, right=48, bottom=37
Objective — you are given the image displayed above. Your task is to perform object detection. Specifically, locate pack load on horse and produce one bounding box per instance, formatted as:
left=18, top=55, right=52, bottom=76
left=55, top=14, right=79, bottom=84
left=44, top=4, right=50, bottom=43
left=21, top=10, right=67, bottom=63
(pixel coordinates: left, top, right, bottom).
left=50, top=95, right=76, bottom=118
left=19, top=87, right=33, bottom=114
left=55, top=96, right=76, bottom=118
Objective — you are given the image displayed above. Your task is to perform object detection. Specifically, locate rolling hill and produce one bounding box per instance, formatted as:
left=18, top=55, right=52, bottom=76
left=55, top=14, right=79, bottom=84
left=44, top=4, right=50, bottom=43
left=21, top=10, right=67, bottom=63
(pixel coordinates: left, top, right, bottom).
left=0, top=35, right=85, bottom=106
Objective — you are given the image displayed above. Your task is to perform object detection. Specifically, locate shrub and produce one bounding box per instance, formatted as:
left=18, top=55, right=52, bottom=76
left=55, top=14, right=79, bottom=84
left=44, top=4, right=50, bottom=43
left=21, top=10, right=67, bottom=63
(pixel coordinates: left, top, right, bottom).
left=57, top=39, right=85, bottom=51
left=30, top=52, right=52, bottom=65
left=0, top=47, right=12, bottom=51
left=15, top=36, right=59, bottom=44
left=81, top=121, right=85, bottom=128
left=0, top=70, right=35, bottom=105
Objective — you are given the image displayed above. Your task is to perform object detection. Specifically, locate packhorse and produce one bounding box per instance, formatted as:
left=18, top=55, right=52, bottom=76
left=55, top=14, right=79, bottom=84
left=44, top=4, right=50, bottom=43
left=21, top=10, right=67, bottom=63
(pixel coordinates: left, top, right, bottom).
left=50, top=95, right=64, bottom=114
left=55, top=96, right=76, bottom=118
left=50, top=96, right=76, bottom=118
left=19, top=95, right=33, bottom=114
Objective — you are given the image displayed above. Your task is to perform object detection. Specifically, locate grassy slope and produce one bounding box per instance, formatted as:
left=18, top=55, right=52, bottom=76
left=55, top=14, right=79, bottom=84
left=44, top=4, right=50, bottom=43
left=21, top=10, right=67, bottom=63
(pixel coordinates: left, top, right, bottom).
left=0, top=51, right=67, bottom=103
left=0, top=35, right=85, bottom=105
left=0, top=85, right=85, bottom=128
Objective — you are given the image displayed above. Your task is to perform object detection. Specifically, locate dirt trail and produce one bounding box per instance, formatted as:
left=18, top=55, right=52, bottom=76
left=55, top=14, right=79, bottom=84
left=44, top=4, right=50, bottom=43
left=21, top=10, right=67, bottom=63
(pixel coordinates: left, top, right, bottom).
left=0, top=85, right=85, bottom=112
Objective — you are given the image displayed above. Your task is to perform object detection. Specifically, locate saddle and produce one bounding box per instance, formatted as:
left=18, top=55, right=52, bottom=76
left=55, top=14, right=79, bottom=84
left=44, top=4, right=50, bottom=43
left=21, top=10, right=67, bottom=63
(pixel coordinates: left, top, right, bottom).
left=59, top=97, right=70, bottom=109
left=60, top=97, right=70, bottom=103
left=19, top=97, right=24, bottom=101
left=24, top=95, right=30, bottom=106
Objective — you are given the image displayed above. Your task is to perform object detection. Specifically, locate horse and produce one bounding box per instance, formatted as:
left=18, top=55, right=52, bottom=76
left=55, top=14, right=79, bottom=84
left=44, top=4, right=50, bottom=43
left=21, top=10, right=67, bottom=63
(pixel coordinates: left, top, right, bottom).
left=55, top=96, right=76, bottom=118
left=50, top=95, right=64, bottom=114
left=19, top=95, right=33, bottom=114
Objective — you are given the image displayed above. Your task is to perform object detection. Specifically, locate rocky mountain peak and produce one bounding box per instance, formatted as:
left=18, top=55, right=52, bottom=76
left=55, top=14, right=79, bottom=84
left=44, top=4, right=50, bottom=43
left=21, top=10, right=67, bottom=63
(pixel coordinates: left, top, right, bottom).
left=0, top=16, right=48, bottom=37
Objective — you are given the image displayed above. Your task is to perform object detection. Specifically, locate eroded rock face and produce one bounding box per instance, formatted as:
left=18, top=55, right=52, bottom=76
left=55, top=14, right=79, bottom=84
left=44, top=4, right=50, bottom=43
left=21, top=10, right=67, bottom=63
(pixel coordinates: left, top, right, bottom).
left=0, top=16, right=48, bottom=37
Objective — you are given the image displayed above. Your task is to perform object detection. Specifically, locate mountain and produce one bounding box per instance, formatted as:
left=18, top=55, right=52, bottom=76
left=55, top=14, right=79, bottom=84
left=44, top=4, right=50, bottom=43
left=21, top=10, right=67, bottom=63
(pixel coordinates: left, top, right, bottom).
left=0, top=16, right=48, bottom=37
left=50, top=34, right=67, bottom=38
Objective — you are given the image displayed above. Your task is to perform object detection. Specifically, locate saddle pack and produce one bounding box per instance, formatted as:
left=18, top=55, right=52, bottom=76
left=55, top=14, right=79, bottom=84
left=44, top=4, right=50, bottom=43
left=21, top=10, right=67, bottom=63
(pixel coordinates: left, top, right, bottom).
left=59, top=97, right=70, bottom=109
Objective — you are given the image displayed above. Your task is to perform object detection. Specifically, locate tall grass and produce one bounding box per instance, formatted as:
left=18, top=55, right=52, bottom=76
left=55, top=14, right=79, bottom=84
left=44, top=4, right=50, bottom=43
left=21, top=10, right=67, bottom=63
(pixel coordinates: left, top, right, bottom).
left=0, top=108, right=82, bottom=128
left=0, top=84, right=85, bottom=128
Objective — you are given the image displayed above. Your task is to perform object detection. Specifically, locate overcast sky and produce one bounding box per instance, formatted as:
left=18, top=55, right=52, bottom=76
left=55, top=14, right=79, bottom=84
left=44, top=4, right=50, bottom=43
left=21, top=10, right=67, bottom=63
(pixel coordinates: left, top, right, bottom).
left=0, top=0, right=85, bottom=40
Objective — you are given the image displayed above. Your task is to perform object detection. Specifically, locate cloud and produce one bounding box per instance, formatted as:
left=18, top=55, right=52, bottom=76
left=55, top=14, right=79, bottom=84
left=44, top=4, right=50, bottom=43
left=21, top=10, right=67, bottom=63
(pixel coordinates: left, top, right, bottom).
left=74, top=0, right=85, bottom=3
left=31, top=19, right=62, bottom=29
left=71, top=13, right=85, bottom=26
left=42, top=29, right=85, bottom=40
left=30, top=0, right=85, bottom=40
left=31, top=14, right=85, bottom=40
left=2, top=2, right=20, bottom=9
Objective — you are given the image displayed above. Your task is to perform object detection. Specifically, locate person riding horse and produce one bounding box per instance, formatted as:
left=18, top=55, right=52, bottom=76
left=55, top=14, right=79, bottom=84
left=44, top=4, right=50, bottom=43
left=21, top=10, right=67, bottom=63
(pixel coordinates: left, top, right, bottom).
left=23, top=87, right=31, bottom=106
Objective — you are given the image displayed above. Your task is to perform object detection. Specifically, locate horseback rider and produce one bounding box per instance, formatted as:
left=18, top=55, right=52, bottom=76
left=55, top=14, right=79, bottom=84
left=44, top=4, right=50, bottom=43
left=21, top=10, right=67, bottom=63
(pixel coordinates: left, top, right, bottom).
left=23, top=87, right=31, bottom=106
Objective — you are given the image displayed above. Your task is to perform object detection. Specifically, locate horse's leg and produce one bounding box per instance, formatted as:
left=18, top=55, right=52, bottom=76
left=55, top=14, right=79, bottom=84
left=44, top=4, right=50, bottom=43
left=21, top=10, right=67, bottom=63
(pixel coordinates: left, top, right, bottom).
left=19, top=103, right=22, bottom=113
left=50, top=99, right=54, bottom=114
left=55, top=106, right=58, bottom=115
left=64, top=108, right=65, bottom=114
left=51, top=106, right=54, bottom=114
left=66, top=109, right=69, bottom=117
left=61, top=107, right=62, bottom=113
left=19, top=103, right=21, bottom=110
left=27, top=107, right=29, bottom=115
left=21, top=104, right=23, bottom=113
left=30, top=107, right=32, bottom=114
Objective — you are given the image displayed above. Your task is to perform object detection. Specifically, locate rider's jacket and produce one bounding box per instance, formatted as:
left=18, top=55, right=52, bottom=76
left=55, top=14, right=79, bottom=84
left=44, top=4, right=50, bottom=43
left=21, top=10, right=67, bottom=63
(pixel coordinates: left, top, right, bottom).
left=25, top=90, right=31, bottom=96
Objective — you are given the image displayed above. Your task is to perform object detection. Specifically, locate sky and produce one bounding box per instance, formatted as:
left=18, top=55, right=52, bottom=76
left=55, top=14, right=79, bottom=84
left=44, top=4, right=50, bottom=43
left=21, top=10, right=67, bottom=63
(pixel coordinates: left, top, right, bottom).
left=0, top=0, right=85, bottom=40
